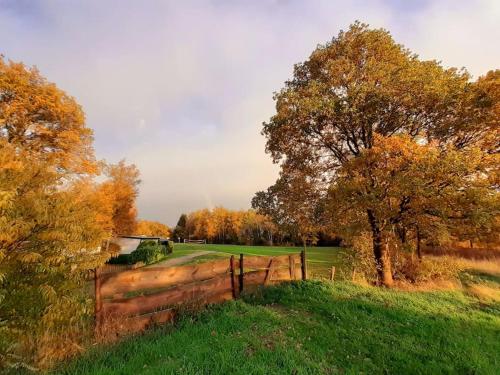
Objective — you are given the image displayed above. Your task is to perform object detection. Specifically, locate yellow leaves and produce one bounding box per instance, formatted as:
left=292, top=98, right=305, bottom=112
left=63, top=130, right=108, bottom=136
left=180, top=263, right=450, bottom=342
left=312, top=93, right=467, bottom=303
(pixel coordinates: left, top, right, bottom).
left=0, top=57, right=130, bottom=369
left=0, top=57, right=96, bottom=175
left=0, top=190, right=15, bottom=210
left=328, top=130, right=498, bottom=241
left=101, top=160, right=140, bottom=235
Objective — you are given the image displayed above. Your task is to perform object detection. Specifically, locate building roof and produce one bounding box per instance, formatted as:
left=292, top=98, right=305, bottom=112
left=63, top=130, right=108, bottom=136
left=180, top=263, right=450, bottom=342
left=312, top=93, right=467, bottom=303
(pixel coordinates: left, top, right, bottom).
left=118, top=235, right=163, bottom=240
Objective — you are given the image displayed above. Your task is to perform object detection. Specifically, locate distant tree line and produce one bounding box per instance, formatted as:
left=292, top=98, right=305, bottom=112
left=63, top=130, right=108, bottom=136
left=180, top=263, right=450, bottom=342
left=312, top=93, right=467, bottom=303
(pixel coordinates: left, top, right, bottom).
left=135, top=220, right=171, bottom=238
left=172, top=207, right=339, bottom=246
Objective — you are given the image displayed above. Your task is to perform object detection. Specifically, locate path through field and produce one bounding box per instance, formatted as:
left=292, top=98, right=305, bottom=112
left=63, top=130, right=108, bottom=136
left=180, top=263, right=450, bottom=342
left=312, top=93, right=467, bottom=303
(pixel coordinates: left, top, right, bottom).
left=153, top=251, right=215, bottom=267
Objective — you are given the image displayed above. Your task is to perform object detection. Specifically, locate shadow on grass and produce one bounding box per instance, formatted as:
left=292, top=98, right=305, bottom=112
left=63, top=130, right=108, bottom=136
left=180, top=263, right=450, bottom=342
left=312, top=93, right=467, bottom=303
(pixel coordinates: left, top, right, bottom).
left=459, top=268, right=500, bottom=303
left=57, top=281, right=500, bottom=375
left=459, top=270, right=500, bottom=285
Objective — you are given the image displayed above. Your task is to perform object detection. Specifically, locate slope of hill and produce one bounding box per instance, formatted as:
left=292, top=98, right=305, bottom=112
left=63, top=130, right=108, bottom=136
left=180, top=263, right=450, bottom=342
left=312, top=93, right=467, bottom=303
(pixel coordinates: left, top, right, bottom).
left=58, top=280, right=500, bottom=374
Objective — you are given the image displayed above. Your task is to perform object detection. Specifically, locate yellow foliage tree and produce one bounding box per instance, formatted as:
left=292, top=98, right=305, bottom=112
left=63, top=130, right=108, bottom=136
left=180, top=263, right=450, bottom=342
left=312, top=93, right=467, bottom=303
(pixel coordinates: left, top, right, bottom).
left=0, top=58, right=113, bottom=369
left=0, top=58, right=95, bottom=175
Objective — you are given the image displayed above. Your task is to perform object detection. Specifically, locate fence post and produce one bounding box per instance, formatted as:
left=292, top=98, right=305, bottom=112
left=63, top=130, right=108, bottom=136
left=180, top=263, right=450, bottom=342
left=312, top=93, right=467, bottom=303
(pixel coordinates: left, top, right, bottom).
left=229, top=255, right=236, bottom=298
left=239, top=253, right=244, bottom=294
left=94, top=267, right=102, bottom=336
left=300, top=250, right=307, bottom=280
left=264, top=259, right=275, bottom=285
left=289, top=255, right=295, bottom=280
left=330, top=266, right=336, bottom=281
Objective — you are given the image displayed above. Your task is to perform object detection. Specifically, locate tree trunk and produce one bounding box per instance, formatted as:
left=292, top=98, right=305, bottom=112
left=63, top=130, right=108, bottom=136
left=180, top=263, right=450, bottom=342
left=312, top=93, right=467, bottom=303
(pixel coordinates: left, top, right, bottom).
left=416, top=226, right=422, bottom=259
left=367, top=210, right=394, bottom=287
left=396, top=224, right=406, bottom=244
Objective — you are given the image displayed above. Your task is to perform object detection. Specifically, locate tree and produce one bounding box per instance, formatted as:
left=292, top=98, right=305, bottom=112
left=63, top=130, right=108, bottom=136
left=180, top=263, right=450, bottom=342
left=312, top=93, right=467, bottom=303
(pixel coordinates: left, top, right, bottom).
left=135, top=220, right=171, bottom=238
left=0, top=58, right=95, bottom=175
left=252, top=170, right=321, bottom=247
left=173, top=214, right=187, bottom=242
left=0, top=58, right=112, bottom=368
left=260, top=23, right=497, bottom=286
left=101, top=160, right=140, bottom=235
left=325, top=135, right=498, bottom=280
left=237, top=210, right=277, bottom=246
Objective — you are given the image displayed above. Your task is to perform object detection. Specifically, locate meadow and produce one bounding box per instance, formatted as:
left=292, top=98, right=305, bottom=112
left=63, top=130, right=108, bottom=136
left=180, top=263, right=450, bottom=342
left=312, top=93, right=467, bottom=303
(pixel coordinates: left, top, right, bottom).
left=168, top=243, right=349, bottom=279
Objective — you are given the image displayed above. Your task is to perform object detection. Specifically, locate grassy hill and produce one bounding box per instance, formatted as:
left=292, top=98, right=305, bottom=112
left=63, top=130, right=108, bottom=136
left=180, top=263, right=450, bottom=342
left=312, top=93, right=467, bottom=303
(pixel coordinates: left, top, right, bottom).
left=58, top=280, right=500, bottom=374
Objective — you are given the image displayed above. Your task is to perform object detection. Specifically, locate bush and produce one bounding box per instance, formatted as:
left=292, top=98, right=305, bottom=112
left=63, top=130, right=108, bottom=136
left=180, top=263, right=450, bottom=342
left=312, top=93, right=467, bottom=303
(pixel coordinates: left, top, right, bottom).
left=130, top=241, right=165, bottom=264
left=107, top=254, right=133, bottom=265
left=165, top=240, right=174, bottom=254
left=107, top=240, right=167, bottom=265
left=345, top=232, right=378, bottom=282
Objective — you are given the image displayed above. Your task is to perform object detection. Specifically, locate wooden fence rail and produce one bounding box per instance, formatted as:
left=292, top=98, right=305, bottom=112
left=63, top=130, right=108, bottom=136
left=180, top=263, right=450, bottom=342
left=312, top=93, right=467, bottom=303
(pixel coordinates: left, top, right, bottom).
left=95, top=251, right=306, bottom=336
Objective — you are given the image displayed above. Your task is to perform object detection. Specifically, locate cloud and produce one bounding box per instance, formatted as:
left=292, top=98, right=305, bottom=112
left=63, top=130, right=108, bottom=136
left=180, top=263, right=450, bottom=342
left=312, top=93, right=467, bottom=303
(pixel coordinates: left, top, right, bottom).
left=0, top=0, right=498, bottom=225
left=395, top=0, right=500, bottom=78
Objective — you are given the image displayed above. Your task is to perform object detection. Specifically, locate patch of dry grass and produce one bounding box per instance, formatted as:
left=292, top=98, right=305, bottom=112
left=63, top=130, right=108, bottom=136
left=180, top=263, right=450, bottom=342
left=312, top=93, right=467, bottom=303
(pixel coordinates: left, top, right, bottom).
left=423, top=245, right=500, bottom=260
left=392, top=255, right=500, bottom=292
left=459, top=257, right=500, bottom=275
left=466, top=283, right=500, bottom=303
left=394, top=279, right=461, bottom=291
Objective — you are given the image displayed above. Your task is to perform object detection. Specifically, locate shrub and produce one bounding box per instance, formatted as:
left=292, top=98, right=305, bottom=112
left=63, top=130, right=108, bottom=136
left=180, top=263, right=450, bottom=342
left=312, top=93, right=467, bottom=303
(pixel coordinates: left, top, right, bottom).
left=107, top=254, right=133, bottom=265
left=165, top=240, right=174, bottom=254
left=129, top=241, right=164, bottom=265
left=108, top=240, right=167, bottom=265
left=345, top=232, right=378, bottom=282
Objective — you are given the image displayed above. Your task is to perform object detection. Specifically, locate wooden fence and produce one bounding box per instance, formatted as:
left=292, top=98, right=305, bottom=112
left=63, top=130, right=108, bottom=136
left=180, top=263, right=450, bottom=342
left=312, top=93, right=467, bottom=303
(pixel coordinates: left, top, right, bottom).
left=95, top=251, right=306, bottom=336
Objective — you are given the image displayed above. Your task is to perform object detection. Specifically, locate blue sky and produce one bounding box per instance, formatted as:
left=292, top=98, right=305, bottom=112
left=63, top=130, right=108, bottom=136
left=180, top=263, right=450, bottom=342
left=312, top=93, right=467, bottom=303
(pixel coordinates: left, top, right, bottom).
left=1, top=0, right=498, bottom=225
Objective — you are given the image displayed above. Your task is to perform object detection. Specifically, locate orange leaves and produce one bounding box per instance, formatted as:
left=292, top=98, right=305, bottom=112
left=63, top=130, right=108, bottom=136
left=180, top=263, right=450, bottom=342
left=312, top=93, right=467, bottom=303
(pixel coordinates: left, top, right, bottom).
left=0, top=57, right=95, bottom=175
left=0, top=57, right=145, bottom=368
left=98, top=160, right=141, bottom=235
left=135, top=220, right=171, bottom=238
left=329, top=132, right=496, bottom=238
left=184, top=207, right=276, bottom=245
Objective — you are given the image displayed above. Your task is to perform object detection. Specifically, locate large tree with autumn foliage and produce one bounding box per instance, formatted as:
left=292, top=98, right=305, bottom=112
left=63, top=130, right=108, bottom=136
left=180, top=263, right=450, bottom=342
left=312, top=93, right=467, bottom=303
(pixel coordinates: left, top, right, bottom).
left=0, top=58, right=117, bottom=368
left=260, top=23, right=499, bottom=286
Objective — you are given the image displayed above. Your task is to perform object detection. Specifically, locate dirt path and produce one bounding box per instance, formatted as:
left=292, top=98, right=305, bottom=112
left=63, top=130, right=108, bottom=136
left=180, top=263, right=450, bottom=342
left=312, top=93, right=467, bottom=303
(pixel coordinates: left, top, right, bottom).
left=154, top=251, right=215, bottom=267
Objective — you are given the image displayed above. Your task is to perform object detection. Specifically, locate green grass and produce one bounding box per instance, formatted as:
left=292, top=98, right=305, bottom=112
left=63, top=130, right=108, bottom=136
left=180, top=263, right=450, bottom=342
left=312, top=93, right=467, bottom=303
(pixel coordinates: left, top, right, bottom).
left=170, top=243, right=348, bottom=278
left=58, top=280, right=500, bottom=374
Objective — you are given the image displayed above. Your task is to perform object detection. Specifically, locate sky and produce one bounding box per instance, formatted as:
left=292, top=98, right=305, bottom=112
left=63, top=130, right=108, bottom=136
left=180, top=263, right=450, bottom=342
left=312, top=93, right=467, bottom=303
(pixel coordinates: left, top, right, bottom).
left=1, top=0, right=499, bottom=226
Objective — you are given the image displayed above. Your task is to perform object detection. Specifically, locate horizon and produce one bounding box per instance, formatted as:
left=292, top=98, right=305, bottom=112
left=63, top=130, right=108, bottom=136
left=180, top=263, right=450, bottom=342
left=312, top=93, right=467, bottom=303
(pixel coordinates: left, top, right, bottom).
left=1, top=0, right=499, bottom=226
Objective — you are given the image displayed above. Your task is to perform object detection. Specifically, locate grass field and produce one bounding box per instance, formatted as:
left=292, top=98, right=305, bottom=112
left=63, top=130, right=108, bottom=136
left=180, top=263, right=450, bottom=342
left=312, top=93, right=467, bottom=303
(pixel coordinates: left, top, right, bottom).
left=169, top=243, right=349, bottom=279
left=58, top=280, right=500, bottom=374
